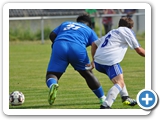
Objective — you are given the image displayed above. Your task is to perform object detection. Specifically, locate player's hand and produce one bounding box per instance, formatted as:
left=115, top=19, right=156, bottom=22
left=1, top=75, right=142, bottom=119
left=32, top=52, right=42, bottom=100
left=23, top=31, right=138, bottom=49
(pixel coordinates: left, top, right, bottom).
left=91, top=61, right=95, bottom=70
left=85, top=63, right=93, bottom=70
left=85, top=61, right=95, bottom=70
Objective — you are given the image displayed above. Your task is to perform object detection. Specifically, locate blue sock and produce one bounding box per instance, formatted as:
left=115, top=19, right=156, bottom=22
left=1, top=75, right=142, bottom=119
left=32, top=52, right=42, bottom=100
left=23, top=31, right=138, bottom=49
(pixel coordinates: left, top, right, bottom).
left=92, top=86, right=104, bottom=98
left=46, top=78, right=57, bottom=88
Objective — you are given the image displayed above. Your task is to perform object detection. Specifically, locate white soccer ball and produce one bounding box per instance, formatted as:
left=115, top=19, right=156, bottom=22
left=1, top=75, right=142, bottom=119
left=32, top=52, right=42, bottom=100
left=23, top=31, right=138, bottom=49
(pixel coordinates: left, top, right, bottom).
left=9, top=91, right=25, bottom=106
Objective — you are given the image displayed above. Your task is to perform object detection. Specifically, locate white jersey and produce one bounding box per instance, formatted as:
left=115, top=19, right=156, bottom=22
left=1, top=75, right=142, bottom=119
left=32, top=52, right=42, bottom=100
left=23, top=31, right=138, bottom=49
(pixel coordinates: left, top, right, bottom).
left=94, top=27, right=140, bottom=65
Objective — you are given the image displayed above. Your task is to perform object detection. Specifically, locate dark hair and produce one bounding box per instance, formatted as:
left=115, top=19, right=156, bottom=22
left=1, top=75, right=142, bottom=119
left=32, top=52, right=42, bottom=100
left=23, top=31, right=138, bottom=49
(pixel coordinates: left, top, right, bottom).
left=76, top=14, right=92, bottom=28
left=118, top=17, right=134, bottom=29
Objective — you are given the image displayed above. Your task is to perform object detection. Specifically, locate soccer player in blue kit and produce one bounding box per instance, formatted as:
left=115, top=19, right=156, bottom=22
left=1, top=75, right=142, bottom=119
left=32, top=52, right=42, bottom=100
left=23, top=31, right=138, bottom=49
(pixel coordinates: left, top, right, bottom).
left=91, top=17, right=145, bottom=109
left=46, top=14, right=106, bottom=106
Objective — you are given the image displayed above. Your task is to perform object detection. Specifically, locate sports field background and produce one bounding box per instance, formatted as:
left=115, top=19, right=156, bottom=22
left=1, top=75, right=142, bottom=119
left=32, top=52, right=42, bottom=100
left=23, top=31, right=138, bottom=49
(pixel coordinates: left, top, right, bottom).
left=9, top=37, right=145, bottom=109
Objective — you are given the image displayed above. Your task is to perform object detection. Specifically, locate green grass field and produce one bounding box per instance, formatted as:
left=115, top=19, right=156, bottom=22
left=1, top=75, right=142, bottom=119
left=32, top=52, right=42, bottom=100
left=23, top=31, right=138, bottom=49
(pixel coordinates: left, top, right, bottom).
left=9, top=38, right=145, bottom=109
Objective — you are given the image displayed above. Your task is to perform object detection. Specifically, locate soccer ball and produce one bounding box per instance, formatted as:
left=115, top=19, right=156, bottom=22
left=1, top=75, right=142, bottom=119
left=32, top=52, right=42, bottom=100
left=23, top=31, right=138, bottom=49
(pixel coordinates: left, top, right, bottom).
left=9, top=91, right=25, bottom=106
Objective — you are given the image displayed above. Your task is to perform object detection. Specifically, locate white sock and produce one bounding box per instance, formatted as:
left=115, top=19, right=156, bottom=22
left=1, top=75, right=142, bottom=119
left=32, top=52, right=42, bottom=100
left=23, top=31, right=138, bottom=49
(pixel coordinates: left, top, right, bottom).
left=100, top=95, right=106, bottom=100
left=103, top=84, right=122, bottom=107
left=119, top=84, right=129, bottom=97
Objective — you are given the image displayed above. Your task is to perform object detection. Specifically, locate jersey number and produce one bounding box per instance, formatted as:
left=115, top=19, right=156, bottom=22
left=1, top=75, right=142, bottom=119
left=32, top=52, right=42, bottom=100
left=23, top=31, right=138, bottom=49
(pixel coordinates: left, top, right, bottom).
left=63, top=24, right=81, bottom=31
left=101, top=34, right=111, bottom=47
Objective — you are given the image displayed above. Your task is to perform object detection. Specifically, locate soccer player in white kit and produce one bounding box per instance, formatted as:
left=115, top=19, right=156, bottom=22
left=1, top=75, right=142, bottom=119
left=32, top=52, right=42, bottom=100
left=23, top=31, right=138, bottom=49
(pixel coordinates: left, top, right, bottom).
left=91, top=17, right=145, bottom=109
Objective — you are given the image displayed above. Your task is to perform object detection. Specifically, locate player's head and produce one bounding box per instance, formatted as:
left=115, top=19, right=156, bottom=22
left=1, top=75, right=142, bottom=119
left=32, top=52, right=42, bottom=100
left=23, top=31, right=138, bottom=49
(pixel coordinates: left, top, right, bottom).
left=118, top=17, right=134, bottom=29
left=76, top=14, right=92, bottom=28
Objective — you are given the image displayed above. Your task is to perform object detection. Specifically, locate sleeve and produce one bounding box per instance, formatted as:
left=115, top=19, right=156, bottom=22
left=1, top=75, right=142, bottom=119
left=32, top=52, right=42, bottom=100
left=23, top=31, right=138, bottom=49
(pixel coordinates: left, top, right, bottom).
left=87, top=30, right=98, bottom=47
left=94, top=36, right=106, bottom=46
left=94, top=38, right=101, bottom=46
left=123, top=28, right=140, bottom=49
left=52, top=26, right=60, bottom=35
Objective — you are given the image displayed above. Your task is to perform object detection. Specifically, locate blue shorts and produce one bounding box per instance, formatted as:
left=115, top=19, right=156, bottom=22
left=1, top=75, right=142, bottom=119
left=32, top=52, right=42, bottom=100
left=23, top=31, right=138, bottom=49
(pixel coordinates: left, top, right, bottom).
left=94, top=62, right=123, bottom=80
left=47, top=41, right=90, bottom=73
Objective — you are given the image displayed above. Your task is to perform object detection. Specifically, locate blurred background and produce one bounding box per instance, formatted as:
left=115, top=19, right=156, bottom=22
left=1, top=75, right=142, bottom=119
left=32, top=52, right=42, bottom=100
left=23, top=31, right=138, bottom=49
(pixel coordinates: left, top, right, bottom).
left=9, top=9, right=145, bottom=43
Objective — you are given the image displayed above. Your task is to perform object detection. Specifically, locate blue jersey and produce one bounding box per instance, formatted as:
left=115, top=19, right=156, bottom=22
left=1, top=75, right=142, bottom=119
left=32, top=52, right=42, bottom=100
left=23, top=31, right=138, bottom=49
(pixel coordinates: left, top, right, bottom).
left=47, top=21, right=98, bottom=73
left=53, top=21, right=98, bottom=48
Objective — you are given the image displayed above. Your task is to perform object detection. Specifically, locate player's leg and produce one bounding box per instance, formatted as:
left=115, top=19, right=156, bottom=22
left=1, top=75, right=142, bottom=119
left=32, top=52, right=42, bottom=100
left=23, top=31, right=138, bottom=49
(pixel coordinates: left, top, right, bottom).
left=46, top=72, right=63, bottom=105
left=104, top=75, right=138, bottom=108
left=95, top=63, right=136, bottom=108
left=106, top=23, right=112, bottom=34
left=103, top=24, right=108, bottom=34
left=46, top=41, right=69, bottom=105
left=120, top=84, right=137, bottom=106
left=68, top=44, right=106, bottom=104
left=78, top=70, right=106, bottom=104
left=105, top=24, right=109, bottom=34
left=100, top=74, right=123, bottom=109
left=112, top=64, right=137, bottom=106
left=94, top=63, right=123, bottom=108
left=110, top=75, right=137, bottom=107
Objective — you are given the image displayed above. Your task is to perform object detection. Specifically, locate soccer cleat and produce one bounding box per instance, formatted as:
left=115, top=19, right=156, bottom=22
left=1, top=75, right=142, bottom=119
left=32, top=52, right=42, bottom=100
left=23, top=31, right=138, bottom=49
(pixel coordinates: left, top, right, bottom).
left=48, top=84, right=59, bottom=105
left=99, top=97, right=106, bottom=105
left=122, top=97, right=137, bottom=106
left=99, top=99, right=103, bottom=105
left=100, top=105, right=111, bottom=109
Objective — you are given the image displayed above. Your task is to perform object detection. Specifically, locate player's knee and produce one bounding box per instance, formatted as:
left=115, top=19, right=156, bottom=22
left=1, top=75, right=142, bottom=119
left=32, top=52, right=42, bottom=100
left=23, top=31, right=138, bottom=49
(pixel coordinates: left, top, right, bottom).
left=46, top=73, right=58, bottom=81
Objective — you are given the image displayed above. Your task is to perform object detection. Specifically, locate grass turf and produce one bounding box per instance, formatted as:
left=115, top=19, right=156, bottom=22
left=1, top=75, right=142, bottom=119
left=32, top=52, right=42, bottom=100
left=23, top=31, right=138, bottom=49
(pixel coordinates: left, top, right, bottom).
left=9, top=39, right=145, bottom=109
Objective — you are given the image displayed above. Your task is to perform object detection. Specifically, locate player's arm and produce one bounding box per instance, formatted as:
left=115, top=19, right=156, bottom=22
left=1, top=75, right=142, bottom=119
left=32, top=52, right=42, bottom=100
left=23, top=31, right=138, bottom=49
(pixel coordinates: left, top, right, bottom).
left=49, top=31, right=57, bottom=43
left=135, top=47, right=145, bottom=57
left=91, top=42, right=98, bottom=61
left=125, top=28, right=145, bottom=57
left=90, top=42, right=98, bottom=69
left=91, top=37, right=104, bottom=60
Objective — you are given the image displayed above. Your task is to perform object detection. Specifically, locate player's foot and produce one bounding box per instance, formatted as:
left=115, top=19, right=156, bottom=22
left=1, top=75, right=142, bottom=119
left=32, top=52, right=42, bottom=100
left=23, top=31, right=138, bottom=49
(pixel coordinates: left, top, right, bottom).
left=48, top=84, right=59, bottom=105
left=100, top=105, right=111, bottom=109
left=99, top=96, right=106, bottom=105
left=122, top=96, right=137, bottom=106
